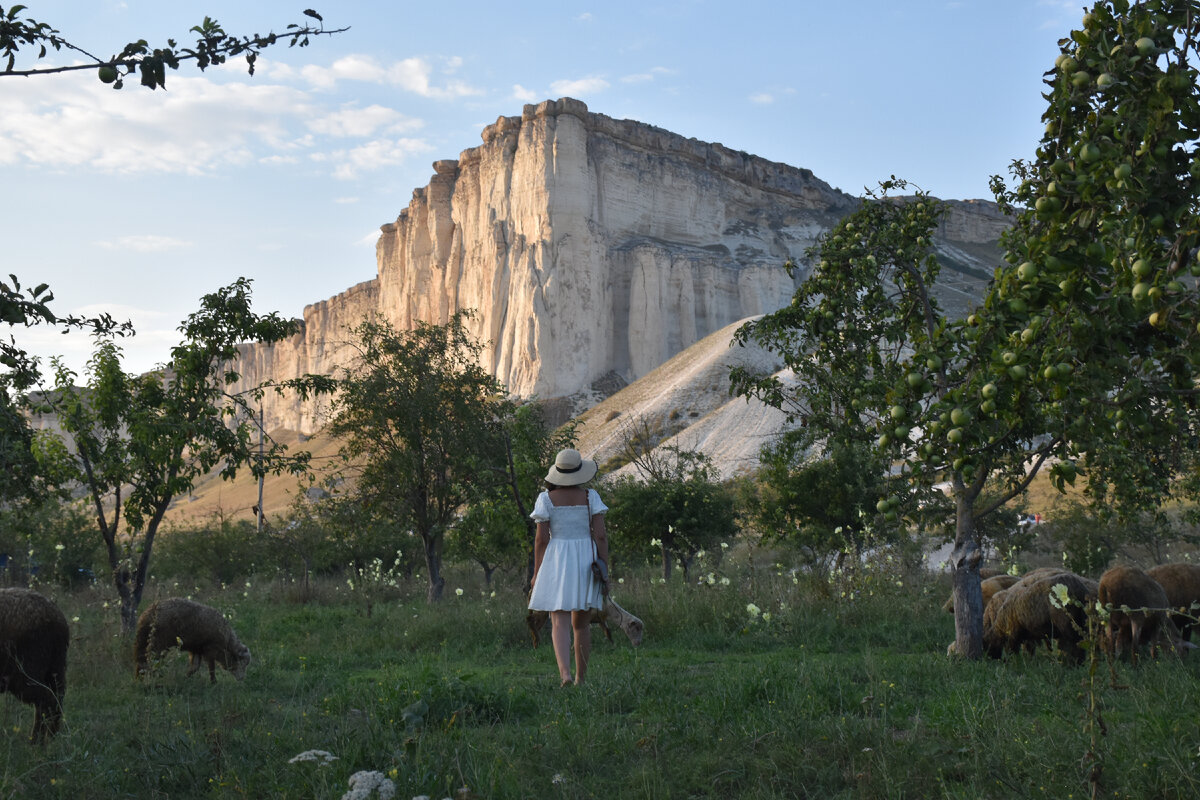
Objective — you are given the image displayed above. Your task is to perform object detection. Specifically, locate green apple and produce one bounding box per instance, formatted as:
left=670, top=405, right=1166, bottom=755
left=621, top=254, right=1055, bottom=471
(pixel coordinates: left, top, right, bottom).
left=950, top=407, right=970, bottom=426
left=98, top=64, right=118, bottom=84
left=1131, top=282, right=1151, bottom=303
left=982, top=383, right=998, bottom=399
left=890, top=404, right=907, bottom=421
left=1002, top=351, right=1018, bottom=366
left=1097, top=73, right=1116, bottom=88
left=980, top=399, right=997, bottom=415
left=1080, top=143, right=1101, bottom=162
left=947, top=428, right=964, bottom=444
left=1017, top=262, right=1038, bottom=281
left=1114, top=162, right=1132, bottom=180
left=906, top=372, right=924, bottom=389
left=1132, top=258, right=1152, bottom=278
left=1071, top=71, right=1092, bottom=89
left=926, top=355, right=943, bottom=371
left=1135, top=36, right=1156, bottom=56
left=1009, top=364, right=1028, bottom=380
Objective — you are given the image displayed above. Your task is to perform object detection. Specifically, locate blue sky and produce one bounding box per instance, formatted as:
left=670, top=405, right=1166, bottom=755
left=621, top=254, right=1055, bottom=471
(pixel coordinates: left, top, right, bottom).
left=1, top=0, right=1087, bottom=378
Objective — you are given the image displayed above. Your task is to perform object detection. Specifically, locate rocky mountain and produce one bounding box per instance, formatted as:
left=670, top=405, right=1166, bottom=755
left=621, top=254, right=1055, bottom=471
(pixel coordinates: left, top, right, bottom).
left=229, top=97, right=1008, bottom=435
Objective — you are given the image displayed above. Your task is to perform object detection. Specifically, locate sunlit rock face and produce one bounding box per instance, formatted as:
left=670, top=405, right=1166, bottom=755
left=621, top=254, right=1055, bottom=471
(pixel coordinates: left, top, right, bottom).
left=230, top=98, right=1003, bottom=434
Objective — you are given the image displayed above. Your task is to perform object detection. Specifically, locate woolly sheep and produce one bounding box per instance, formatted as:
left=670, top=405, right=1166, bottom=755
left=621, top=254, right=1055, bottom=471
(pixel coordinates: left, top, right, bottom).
left=982, top=571, right=1097, bottom=661
left=0, top=588, right=68, bottom=744
left=1098, top=565, right=1168, bottom=663
left=1145, top=563, right=1200, bottom=642
left=527, top=596, right=644, bottom=649
left=135, top=598, right=251, bottom=683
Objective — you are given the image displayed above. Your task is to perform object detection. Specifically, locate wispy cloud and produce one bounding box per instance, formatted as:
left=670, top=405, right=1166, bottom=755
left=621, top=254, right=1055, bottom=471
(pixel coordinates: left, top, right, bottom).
left=512, top=84, right=540, bottom=102
left=298, top=54, right=483, bottom=99
left=749, top=92, right=774, bottom=104
left=95, top=235, right=194, bottom=253
left=0, top=68, right=434, bottom=180
left=550, top=76, right=610, bottom=97
left=313, top=137, right=435, bottom=180
left=307, top=104, right=424, bottom=138
left=621, top=67, right=676, bottom=84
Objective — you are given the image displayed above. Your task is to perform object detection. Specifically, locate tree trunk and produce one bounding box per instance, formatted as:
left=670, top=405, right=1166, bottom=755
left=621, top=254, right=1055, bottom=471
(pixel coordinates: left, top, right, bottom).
left=423, top=532, right=445, bottom=602
left=949, top=487, right=985, bottom=659
left=661, top=547, right=674, bottom=581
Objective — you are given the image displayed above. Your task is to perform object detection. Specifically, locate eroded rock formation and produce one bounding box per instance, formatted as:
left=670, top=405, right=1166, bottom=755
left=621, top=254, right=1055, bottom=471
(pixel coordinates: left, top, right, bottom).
left=231, top=98, right=1004, bottom=433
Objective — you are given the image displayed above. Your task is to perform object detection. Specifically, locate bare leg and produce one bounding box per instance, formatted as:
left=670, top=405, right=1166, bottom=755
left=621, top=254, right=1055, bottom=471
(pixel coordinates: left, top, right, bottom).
left=549, top=611, right=573, bottom=684
left=572, top=610, right=592, bottom=685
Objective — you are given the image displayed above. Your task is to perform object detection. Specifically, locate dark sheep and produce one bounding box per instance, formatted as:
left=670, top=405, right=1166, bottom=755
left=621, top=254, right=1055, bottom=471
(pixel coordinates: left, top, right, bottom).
left=0, top=588, right=68, bottom=744
left=527, top=595, right=643, bottom=649
left=983, top=571, right=1097, bottom=661
left=1098, top=565, right=1168, bottom=663
left=1145, top=563, right=1200, bottom=642
left=135, top=598, right=251, bottom=683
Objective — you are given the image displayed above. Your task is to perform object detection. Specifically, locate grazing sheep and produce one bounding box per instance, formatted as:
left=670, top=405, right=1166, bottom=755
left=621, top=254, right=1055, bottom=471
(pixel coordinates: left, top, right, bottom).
left=0, top=588, right=68, bottom=744
left=135, top=598, right=251, bottom=683
left=1145, top=563, right=1200, bottom=642
left=942, top=574, right=1020, bottom=613
left=983, top=571, right=1097, bottom=661
left=527, top=596, right=644, bottom=649
left=1098, top=565, right=1168, bottom=663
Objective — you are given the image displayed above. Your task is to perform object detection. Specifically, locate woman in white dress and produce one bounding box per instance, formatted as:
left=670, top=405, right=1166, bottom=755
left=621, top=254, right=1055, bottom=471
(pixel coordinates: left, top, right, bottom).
left=528, top=448, right=610, bottom=686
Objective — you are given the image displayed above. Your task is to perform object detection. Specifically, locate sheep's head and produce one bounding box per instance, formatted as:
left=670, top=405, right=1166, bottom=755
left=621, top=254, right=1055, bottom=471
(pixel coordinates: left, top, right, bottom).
left=229, top=643, right=252, bottom=681
left=622, top=616, right=644, bottom=647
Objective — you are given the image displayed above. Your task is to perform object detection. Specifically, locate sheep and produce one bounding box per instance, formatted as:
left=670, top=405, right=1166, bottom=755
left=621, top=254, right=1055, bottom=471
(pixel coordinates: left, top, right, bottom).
left=1097, top=565, right=1168, bottom=663
left=527, top=595, right=644, bottom=649
left=0, top=588, right=68, bottom=744
left=982, top=571, right=1098, bottom=662
left=942, top=573, right=1020, bottom=613
left=1145, top=563, right=1200, bottom=642
left=134, top=598, right=251, bottom=683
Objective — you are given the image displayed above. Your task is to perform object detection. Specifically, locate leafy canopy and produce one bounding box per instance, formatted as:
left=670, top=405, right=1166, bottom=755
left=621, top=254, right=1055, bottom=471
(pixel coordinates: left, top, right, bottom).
left=0, top=5, right=345, bottom=89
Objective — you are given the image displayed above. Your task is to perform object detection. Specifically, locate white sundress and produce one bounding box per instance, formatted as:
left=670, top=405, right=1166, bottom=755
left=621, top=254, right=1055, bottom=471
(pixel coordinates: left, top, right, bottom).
left=527, top=488, right=608, bottom=612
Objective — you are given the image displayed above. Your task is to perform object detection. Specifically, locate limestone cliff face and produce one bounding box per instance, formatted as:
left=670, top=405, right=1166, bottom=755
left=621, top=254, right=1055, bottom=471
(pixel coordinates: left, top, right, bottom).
left=231, top=98, right=1003, bottom=433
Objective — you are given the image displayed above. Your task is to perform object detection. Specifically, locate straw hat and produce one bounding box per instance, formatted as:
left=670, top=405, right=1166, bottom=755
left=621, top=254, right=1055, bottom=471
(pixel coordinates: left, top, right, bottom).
left=544, top=448, right=597, bottom=486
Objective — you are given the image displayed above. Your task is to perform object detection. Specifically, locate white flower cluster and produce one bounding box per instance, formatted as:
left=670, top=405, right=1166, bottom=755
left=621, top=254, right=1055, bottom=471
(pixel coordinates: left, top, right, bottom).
left=288, top=749, right=338, bottom=766
left=342, top=770, right=396, bottom=800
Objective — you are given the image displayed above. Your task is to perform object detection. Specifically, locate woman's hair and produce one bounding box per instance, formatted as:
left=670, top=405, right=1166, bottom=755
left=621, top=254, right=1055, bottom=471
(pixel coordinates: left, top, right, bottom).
left=545, top=480, right=588, bottom=491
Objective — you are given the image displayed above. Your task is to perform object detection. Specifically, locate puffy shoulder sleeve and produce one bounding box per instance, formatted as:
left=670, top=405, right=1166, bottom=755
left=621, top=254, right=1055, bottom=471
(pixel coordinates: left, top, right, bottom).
left=530, top=491, right=552, bottom=523
left=587, top=488, right=609, bottom=516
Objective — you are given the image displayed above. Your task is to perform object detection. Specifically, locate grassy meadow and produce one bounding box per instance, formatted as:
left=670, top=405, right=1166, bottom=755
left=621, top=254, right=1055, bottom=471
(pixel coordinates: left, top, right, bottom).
left=1, top=556, right=1198, bottom=800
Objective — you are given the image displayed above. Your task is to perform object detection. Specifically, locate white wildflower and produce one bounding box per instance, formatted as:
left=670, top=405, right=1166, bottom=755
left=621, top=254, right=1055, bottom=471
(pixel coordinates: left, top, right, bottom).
left=761, top=611, right=772, bottom=623
left=746, top=603, right=761, bottom=617
left=650, top=538, right=661, bottom=547
left=455, top=587, right=464, bottom=597
left=552, top=773, right=566, bottom=785
left=341, top=770, right=395, bottom=800
left=720, top=577, right=730, bottom=586
left=288, top=749, right=338, bottom=765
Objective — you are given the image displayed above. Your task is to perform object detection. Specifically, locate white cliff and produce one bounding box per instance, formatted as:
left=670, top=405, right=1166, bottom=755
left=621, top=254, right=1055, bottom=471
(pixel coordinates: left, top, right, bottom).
left=231, top=98, right=1003, bottom=434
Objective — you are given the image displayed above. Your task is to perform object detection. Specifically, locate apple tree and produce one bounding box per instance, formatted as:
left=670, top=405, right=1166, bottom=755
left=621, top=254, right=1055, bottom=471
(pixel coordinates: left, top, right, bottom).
left=1, top=5, right=344, bottom=89
left=45, top=279, right=332, bottom=631
left=735, top=0, right=1200, bottom=659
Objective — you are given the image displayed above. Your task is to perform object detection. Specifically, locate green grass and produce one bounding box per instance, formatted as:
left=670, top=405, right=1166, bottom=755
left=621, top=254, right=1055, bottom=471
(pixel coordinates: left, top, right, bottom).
left=2, top=564, right=1198, bottom=800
